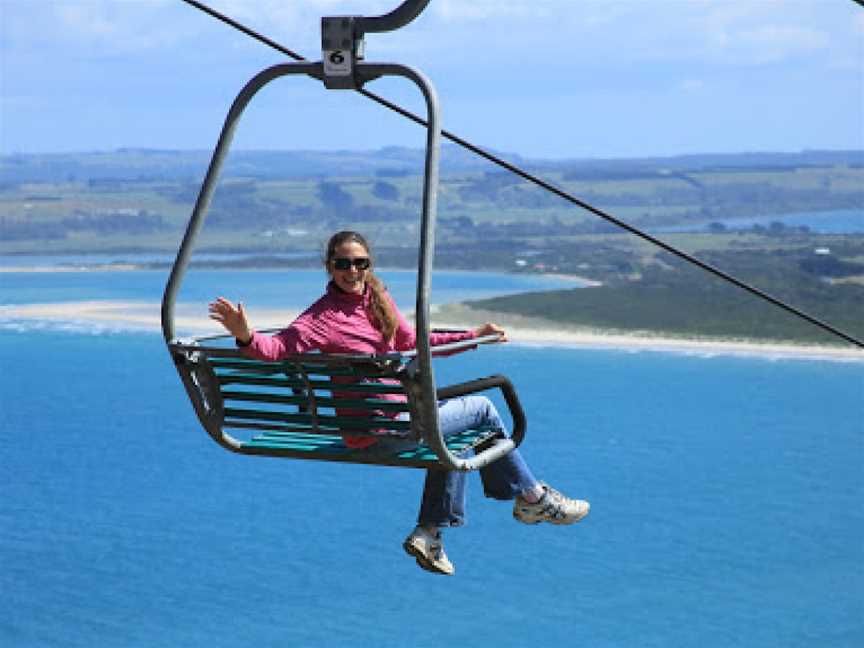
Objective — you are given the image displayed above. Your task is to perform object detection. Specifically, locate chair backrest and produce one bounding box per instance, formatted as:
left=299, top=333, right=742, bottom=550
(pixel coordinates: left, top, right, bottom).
left=214, top=353, right=412, bottom=438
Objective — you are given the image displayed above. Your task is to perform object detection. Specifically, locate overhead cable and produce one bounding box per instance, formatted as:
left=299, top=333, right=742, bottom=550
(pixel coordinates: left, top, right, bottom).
left=179, top=0, right=864, bottom=350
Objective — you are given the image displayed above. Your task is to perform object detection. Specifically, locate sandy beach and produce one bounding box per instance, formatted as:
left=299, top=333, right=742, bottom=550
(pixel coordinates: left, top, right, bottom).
left=0, top=301, right=302, bottom=337
left=2, top=299, right=861, bottom=361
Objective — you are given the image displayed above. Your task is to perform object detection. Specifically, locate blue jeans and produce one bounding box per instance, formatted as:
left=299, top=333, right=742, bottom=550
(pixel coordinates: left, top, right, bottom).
left=361, top=395, right=539, bottom=528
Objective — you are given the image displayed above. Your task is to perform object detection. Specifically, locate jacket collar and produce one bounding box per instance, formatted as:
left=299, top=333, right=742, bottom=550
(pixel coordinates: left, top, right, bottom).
left=327, top=280, right=369, bottom=305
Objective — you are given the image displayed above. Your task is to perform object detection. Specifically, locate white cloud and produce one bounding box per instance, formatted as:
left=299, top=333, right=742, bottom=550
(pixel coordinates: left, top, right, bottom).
left=700, top=4, right=835, bottom=65
left=3, top=0, right=188, bottom=55
left=5, top=0, right=854, bottom=68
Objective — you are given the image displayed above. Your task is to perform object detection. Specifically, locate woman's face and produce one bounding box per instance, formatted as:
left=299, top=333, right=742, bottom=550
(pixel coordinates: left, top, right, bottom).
left=329, top=241, right=370, bottom=295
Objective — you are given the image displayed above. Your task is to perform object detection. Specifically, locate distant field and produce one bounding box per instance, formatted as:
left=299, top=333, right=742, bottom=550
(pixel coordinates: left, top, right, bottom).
left=2, top=149, right=861, bottom=257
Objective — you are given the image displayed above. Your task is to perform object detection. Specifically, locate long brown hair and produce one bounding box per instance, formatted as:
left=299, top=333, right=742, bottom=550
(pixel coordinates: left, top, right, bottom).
left=325, top=231, right=398, bottom=342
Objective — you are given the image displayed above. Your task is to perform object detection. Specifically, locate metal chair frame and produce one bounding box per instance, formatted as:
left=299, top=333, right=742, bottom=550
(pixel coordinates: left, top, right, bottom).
left=161, top=0, right=527, bottom=470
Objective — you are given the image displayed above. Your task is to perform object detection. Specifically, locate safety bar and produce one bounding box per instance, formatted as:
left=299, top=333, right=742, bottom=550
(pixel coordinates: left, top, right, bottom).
left=430, top=374, right=527, bottom=471
left=398, top=333, right=504, bottom=358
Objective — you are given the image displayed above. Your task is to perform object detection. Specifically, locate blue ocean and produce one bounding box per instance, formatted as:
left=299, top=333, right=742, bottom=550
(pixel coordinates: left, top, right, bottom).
left=1, top=266, right=863, bottom=647
left=657, top=207, right=864, bottom=234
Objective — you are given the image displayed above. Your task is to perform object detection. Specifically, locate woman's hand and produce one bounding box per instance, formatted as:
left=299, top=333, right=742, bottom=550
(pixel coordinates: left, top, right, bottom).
left=208, top=297, right=253, bottom=343
left=473, top=322, right=508, bottom=343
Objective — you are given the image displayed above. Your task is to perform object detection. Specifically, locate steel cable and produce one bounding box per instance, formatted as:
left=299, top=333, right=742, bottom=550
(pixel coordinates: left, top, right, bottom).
left=180, top=0, right=863, bottom=349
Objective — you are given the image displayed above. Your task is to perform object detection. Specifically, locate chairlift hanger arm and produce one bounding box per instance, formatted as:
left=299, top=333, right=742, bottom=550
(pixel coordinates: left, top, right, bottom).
left=358, top=0, right=431, bottom=34
left=320, top=0, right=430, bottom=89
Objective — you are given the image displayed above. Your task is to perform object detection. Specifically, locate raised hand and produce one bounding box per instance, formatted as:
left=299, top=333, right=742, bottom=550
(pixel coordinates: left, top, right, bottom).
left=473, top=322, right=508, bottom=343
left=208, top=297, right=252, bottom=343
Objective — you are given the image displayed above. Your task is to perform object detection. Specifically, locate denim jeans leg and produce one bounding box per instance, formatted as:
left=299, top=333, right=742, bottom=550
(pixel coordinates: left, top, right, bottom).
left=417, top=467, right=467, bottom=528
left=417, top=395, right=540, bottom=527
left=478, top=446, right=539, bottom=501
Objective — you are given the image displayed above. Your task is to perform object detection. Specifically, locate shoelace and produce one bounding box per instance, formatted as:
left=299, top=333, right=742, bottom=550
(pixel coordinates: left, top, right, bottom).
left=539, top=487, right=570, bottom=519
left=428, top=537, right=444, bottom=560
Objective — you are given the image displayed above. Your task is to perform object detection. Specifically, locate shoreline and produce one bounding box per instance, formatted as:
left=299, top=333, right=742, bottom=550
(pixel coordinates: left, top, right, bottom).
left=0, top=263, right=143, bottom=273
left=431, top=303, right=863, bottom=361
left=0, top=263, right=602, bottom=287
left=1, top=299, right=861, bottom=362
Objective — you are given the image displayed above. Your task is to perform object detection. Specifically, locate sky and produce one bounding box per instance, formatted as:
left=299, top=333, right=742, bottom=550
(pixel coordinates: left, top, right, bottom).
left=1, top=0, right=863, bottom=160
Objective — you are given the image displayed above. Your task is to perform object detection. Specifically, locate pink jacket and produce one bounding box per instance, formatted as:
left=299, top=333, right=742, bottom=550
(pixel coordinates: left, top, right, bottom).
left=241, top=282, right=477, bottom=447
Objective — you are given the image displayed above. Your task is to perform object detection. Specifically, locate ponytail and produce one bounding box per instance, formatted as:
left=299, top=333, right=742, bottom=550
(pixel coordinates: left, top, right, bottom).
left=365, top=272, right=398, bottom=343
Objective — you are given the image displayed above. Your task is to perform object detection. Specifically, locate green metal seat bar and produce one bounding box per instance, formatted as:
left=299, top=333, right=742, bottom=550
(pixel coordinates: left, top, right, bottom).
left=254, top=430, right=355, bottom=442
left=190, top=344, right=406, bottom=366
left=216, top=373, right=407, bottom=394
left=224, top=420, right=343, bottom=435
left=224, top=407, right=413, bottom=431
left=209, top=360, right=288, bottom=374
left=254, top=437, right=346, bottom=451
left=250, top=426, right=493, bottom=447
left=227, top=424, right=489, bottom=455
left=221, top=390, right=411, bottom=412
left=243, top=433, right=346, bottom=453
left=243, top=427, right=497, bottom=461
left=223, top=416, right=407, bottom=435
left=209, top=358, right=402, bottom=378
left=253, top=431, right=490, bottom=459
left=225, top=421, right=388, bottom=438
left=397, top=434, right=492, bottom=460
left=246, top=438, right=480, bottom=459
left=223, top=365, right=396, bottom=379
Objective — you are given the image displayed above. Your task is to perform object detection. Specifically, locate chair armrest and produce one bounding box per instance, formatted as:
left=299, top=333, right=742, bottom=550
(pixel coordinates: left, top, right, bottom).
left=430, top=374, right=526, bottom=470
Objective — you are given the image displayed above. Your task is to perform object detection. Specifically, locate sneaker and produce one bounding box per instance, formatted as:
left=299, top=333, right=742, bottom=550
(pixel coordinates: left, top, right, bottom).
left=402, top=527, right=455, bottom=576
left=513, top=483, right=590, bottom=525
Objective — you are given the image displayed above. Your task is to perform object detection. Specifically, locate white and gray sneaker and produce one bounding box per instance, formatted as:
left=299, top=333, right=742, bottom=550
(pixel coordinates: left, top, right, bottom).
left=403, top=526, right=455, bottom=576
left=513, top=483, right=590, bottom=525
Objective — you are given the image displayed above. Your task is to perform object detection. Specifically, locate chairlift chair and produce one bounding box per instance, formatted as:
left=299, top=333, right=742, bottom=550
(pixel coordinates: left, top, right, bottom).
left=161, top=0, right=526, bottom=471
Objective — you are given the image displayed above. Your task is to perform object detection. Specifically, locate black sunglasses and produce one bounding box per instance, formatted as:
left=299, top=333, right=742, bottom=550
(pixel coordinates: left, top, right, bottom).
left=332, top=257, right=370, bottom=271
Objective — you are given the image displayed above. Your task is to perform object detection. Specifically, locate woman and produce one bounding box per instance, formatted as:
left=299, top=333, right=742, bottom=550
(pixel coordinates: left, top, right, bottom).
left=209, top=231, right=589, bottom=576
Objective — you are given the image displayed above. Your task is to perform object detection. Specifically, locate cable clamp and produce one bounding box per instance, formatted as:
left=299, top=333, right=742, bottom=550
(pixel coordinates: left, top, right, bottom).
left=321, top=16, right=365, bottom=89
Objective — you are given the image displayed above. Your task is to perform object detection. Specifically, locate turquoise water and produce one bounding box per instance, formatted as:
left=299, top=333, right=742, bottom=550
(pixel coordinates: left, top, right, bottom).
left=0, top=267, right=583, bottom=311
left=1, top=270, right=863, bottom=646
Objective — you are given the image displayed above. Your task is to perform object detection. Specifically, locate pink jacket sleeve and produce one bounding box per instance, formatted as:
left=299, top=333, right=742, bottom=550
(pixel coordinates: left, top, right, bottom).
left=241, top=304, right=331, bottom=361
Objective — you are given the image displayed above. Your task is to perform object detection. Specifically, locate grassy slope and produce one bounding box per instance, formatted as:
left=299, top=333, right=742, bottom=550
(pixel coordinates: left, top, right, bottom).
left=464, top=251, right=864, bottom=346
